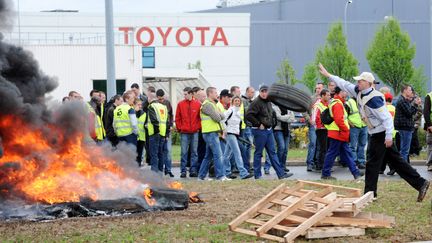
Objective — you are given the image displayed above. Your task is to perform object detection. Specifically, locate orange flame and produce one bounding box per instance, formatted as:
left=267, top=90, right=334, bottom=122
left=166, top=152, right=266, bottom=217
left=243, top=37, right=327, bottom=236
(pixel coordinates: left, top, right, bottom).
left=168, top=181, right=183, bottom=190
left=143, top=188, right=156, bottom=206
left=0, top=115, right=147, bottom=204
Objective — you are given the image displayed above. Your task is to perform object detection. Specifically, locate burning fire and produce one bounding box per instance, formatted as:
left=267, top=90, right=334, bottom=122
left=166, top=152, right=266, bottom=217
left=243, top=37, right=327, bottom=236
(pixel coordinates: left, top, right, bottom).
left=0, top=115, right=150, bottom=204
left=143, top=188, right=156, bottom=206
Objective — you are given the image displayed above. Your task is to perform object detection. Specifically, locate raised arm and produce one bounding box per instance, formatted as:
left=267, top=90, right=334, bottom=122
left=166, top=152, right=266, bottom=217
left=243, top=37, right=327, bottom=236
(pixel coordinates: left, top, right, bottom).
left=318, top=63, right=357, bottom=97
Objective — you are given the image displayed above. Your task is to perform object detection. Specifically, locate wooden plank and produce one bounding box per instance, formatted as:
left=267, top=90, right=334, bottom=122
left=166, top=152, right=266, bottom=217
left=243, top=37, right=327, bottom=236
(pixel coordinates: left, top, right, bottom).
left=233, top=228, right=285, bottom=242
left=283, top=199, right=344, bottom=243
left=289, top=191, right=332, bottom=204
left=352, top=191, right=374, bottom=216
left=246, top=219, right=296, bottom=232
left=305, top=227, right=365, bottom=239
left=323, top=192, right=338, bottom=201
left=318, top=213, right=395, bottom=228
left=297, top=180, right=361, bottom=196
left=315, top=186, right=333, bottom=198
left=256, top=191, right=316, bottom=237
left=229, top=183, right=287, bottom=230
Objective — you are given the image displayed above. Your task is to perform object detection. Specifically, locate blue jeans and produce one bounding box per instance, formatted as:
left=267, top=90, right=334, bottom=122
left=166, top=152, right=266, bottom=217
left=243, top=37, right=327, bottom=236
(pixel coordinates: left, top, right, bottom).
left=242, top=127, right=253, bottom=170
left=180, top=133, right=198, bottom=174
left=149, top=134, right=165, bottom=173
left=223, top=134, right=249, bottom=178
left=322, top=138, right=360, bottom=177
left=252, top=128, right=286, bottom=179
left=163, top=135, right=172, bottom=173
left=264, top=131, right=290, bottom=171
left=349, top=126, right=368, bottom=164
left=118, top=133, right=137, bottom=147
left=306, top=125, right=316, bottom=166
left=399, top=130, right=413, bottom=162
left=198, top=132, right=225, bottom=179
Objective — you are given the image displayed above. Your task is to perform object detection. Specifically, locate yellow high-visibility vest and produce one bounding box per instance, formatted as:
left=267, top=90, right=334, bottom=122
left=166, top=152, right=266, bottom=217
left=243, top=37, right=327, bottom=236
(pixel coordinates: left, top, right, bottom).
left=86, top=102, right=105, bottom=140
left=346, top=98, right=367, bottom=128
left=387, top=104, right=397, bottom=138
left=147, top=102, right=168, bottom=137
left=137, top=112, right=147, bottom=141
left=240, top=102, right=246, bottom=129
left=324, top=99, right=350, bottom=131
left=201, top=99, right=222, bottom=133
left=113, top=104, right=134, bottom=137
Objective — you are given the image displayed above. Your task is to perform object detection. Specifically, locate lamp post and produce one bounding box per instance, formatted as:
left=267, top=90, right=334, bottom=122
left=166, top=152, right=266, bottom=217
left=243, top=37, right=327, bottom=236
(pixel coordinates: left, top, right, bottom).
left=17, top=0, right=21, bottom=45
left=104, top=0, right=117, bottom=98
left=344, top=0, right=353, bottom=38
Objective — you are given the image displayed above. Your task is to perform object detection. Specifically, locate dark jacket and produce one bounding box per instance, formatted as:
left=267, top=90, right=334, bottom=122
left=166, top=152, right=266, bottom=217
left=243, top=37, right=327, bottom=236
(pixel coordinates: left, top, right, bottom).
left=394, top=96, right=418, bottom=131
left=104, top=104, right=117, bottom=138
left=423, top=94, right=431, bottom=130
left=245, top=96, right=276, bottom=128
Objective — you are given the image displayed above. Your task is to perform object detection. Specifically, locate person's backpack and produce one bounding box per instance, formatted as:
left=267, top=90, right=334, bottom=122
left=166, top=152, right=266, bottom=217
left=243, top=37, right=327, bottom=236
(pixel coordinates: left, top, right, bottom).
left=320, top=107, right=334, bottom=125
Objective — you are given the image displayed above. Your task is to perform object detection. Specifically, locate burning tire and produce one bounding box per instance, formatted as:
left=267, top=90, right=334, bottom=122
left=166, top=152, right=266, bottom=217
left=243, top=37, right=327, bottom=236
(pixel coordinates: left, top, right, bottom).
left=268, top=84, right=312, bottom=113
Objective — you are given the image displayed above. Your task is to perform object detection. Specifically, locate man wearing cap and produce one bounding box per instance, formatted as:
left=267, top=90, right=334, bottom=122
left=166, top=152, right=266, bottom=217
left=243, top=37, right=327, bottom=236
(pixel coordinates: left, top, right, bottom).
left=394, top=84, right=422, bottom=164
left=319, top=63, right=430, bottom=201
left=246, top=85, right=293, bottom=179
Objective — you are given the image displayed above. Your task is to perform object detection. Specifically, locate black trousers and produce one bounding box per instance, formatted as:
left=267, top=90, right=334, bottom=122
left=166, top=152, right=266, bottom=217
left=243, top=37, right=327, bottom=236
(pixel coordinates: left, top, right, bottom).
left=365, top=132, right=426, bottom=197
left=315, top=129, right=328, bottom=170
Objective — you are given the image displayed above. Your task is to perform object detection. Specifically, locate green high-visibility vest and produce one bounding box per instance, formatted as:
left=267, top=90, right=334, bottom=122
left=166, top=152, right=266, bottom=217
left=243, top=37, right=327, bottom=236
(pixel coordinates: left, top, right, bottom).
left=113, top=104, right=133, bottom=137
left=346, top=98, right=367, bottom=128
left=324, top=99, right=350, bottom=131
left=147, top=102, right=168, bottom=137
left=137, top=112, right=147, bottom=142
left=201, top=99, right=222, bottom=133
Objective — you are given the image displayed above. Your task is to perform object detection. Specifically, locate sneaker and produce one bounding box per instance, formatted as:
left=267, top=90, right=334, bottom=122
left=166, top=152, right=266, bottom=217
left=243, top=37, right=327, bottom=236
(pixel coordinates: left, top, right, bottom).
left=427, top=165, right=432, bottom=172
left=180, top=173, right=186, bottom=178
left=264, top=170, right=270, bottom=175
left=312, top=167, right=322, bottom=173
left=189, top=172, right=198, bottom=177
left=379, top=170, right=384, bottom=174
left=284, top=168, right=290, bottom=172
left=354, top=171, right=365, bottom=180
left=218, top=176, right=232, bottom=181
left=307, top=165, right=313, bottom=172
left=279, top=172, right=294, bottom=179
left=241, top=174, right=254, bottom=180
left=387, top=169, right=396, bottom=176
left=357, top=163, right=366, bottom=169
left=232, top=169, right=240, bottom=174
left=417, top=180, right=430, bottom=202
left=227, top=174, right=237, bottom=179
left=321, top=176, right=337, bottom=180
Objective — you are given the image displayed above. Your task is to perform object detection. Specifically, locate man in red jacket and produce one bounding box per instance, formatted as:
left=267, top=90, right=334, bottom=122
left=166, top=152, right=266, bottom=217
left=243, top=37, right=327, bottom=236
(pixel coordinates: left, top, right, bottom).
left=175, top=87, right=202, bottom=178
left=322, top=87, right=363, bottom=180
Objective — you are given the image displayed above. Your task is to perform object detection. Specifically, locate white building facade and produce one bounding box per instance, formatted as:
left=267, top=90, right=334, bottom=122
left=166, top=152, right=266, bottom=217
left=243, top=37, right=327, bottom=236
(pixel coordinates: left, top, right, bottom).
left=5, top=12, right=250, bottom=101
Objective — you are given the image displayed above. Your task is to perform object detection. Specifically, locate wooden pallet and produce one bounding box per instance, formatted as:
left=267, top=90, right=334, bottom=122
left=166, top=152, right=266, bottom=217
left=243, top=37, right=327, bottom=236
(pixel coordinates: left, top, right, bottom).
left=229, top=181, right=394, bottom=242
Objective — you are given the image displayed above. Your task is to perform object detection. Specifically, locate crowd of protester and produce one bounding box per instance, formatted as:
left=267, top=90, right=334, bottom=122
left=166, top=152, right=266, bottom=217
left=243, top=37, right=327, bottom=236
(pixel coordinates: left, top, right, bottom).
left=61, top=69, right=431, bottom=198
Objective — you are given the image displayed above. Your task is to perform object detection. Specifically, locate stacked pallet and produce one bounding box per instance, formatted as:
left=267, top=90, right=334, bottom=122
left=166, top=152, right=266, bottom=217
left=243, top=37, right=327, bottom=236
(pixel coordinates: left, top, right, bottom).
left=229, top=180, right=395, bottom=243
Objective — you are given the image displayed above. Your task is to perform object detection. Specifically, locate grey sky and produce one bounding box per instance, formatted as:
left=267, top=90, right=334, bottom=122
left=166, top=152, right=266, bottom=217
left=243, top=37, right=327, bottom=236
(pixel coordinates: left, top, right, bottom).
left=13, top=0, right=220, bottom=13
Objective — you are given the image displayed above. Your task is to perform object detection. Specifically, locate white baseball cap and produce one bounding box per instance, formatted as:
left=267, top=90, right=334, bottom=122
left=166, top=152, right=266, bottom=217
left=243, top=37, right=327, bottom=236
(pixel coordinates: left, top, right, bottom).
left=353, top=72, right=375, bottom=84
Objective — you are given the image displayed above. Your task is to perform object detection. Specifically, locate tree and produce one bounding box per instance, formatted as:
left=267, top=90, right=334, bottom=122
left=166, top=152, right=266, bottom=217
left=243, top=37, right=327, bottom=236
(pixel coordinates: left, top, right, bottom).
left=276, top=58, right=297, bottom=85
left=410, top=65, right=428, bottom=97
left=366, top=18, right=415, bottom=95
left=315, top=22, right=359, bottom=83
left=301, top=62, right=319, bottom=93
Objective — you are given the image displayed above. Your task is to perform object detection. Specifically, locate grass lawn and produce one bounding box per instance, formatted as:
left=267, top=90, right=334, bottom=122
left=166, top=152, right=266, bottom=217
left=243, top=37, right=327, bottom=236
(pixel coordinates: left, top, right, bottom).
left=1, top=180, right=431, bottom=242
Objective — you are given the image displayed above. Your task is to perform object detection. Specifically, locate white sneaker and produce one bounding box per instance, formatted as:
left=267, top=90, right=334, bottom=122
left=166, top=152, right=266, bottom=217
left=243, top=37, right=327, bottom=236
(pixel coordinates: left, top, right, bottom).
left=198, top=177, right=213, bottom=181
left=218, top=176, right=232, bottom=181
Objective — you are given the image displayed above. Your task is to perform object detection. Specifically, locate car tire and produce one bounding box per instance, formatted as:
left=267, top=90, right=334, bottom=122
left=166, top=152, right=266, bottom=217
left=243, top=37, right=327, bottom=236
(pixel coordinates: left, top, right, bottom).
left=268, top=83, right=312, bottom=112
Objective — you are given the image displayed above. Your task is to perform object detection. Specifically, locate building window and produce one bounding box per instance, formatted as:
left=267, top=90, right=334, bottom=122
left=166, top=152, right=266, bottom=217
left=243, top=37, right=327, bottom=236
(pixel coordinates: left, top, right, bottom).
left=142, top=47, right=155, bottom=68
left=92, top=79, right=126, bottom=95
